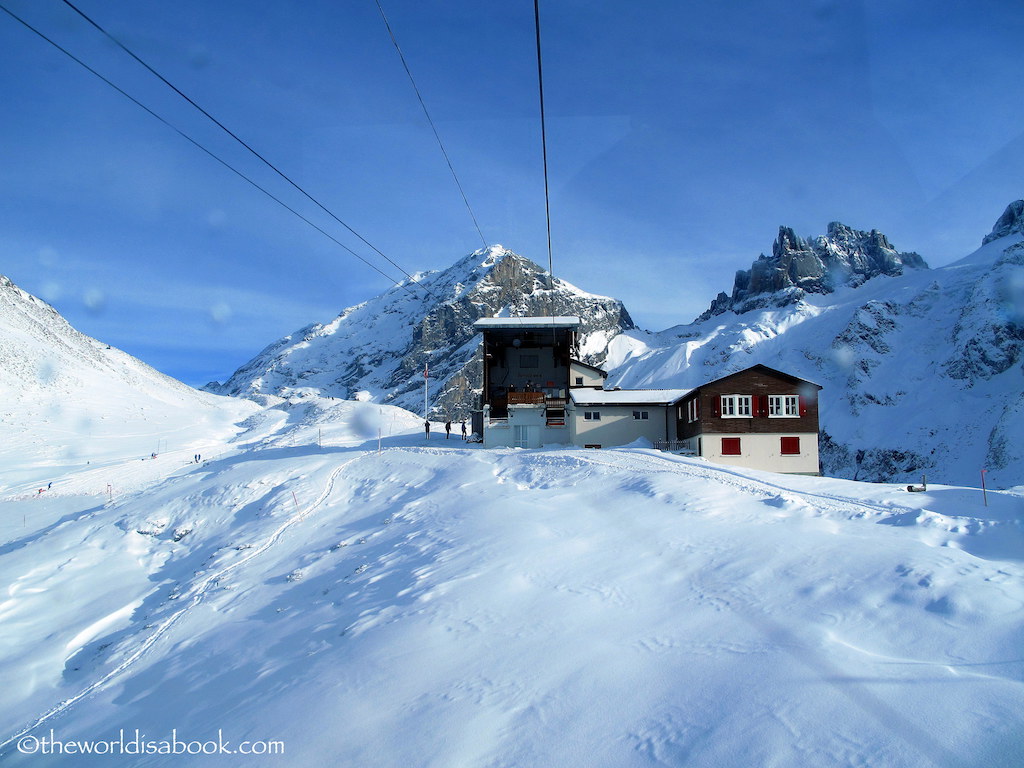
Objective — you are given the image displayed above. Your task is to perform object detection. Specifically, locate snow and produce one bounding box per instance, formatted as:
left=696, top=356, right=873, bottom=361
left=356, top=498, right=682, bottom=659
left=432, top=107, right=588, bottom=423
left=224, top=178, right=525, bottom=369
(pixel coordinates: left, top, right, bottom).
left=2, top=391, right=1022, bottom=767
left=3, top=222, right=1024, bottom=766
left=570, top=388, right=692, bottom=405
left=473, top=316, right=582, bottom=329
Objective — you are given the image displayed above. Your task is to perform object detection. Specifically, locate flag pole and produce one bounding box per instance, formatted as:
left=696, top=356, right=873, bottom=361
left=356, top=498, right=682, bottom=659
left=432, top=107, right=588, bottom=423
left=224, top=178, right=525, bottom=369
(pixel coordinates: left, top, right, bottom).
left=424, top=359, right=429, bottom=437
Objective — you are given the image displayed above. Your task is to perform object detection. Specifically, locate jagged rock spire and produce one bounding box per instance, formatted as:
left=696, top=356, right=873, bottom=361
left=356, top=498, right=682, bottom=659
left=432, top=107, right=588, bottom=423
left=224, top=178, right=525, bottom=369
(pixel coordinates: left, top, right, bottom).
left=982, top=199, right=1024, bottom=245
left=698, top=222, right=927, bottom=321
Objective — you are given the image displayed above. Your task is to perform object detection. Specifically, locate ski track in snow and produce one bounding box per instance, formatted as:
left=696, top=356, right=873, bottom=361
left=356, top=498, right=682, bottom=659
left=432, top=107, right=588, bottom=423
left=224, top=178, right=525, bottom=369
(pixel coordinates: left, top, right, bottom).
left=0, top=451, right=368, bottom=753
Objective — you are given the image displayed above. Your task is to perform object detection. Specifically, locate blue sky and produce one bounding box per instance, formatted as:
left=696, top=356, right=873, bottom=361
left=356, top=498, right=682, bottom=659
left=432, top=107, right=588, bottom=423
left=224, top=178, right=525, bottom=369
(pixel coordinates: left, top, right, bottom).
left=2, top=0, right=1022, bottom=386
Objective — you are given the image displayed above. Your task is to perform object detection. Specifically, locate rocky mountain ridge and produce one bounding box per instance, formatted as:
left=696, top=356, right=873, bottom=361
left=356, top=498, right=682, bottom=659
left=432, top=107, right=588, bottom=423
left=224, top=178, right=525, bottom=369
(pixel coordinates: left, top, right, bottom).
left=699, top=221, right=928, bottom=320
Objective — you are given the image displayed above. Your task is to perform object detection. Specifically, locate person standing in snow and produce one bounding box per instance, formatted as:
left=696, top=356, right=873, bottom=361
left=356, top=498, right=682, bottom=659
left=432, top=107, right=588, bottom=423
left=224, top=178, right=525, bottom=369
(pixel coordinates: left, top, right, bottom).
left=445, top=420, right=452, bottom=439
left=461, top=421, right=467, bottom=440
left=424, top=420, right=430, bottom=440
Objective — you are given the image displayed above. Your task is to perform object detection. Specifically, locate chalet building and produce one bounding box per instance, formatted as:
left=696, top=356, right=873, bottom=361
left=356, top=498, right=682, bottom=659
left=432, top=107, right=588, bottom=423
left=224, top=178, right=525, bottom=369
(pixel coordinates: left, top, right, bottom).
left=674, top=365, right=822, bottom=475
left=473, top=317, right=822, bottom=474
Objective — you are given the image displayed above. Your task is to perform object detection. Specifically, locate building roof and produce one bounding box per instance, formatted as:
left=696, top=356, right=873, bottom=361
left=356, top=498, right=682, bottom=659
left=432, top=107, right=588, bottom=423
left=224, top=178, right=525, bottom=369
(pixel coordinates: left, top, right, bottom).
left=699, top=364, right=823, bottom=390
left=473, top=316, right=581, bottom=330
left=570, top=388, right=692, bottom=406
left=570, top=359, right=608, bottom=376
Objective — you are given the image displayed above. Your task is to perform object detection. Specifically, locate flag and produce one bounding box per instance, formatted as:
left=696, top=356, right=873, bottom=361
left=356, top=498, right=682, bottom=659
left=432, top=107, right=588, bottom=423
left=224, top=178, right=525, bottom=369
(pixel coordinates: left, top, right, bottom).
left=424, top=362, right=428, bottom=379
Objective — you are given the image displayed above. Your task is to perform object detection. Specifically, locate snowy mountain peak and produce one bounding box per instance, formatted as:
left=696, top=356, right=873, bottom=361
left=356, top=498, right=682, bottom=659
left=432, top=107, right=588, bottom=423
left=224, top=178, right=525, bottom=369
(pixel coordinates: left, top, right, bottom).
left=211, top=246, right=634, bottom=418
left=981, top=199, right=1024, bottom=245
left=699, top=221, right=927, bottom=320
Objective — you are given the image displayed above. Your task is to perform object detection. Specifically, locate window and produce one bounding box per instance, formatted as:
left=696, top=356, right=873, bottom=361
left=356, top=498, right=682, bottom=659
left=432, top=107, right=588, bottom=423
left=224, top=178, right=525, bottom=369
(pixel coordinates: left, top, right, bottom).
left=519, top=354, right=539, bottom=368
left=584, top=444, right=602, bottom=449
left=686, top=398, right=699, bottom=422
left=574, top=376, right=584, bottom=386
left=720, top=395, right=752, bottom=418
left=769, top=394, right=800, bottom=417
left=721, top=437, right=741, bottom=455
left=584, top=411, right=601, bottom=421
left=780, top=436, right=800, bottom=455
left=632, top=410, right=649, bottom=420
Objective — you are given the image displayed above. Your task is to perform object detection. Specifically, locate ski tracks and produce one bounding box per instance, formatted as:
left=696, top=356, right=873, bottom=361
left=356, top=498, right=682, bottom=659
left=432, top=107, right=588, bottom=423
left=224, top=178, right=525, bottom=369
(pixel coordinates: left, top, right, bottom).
left=0, top=451, right=367, bottom=754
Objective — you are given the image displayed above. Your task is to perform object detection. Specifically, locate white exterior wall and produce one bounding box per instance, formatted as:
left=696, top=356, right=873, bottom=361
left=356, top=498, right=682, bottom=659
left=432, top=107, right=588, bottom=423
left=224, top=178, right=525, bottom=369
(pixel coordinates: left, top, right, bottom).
left=698, top=432, right=820, bottom=474
left=569, top=405, right=671, bottom=448
left=483, top=405, right=569, bottom=449
left=569, top=361, right=606, bottom=389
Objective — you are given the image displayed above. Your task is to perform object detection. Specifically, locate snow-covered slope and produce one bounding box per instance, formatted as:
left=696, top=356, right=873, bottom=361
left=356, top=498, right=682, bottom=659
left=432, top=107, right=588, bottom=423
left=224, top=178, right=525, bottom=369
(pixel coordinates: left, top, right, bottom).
left=2, top=399, right=1022, bottom=767
left=0, top=273, right=258, bottom=496
left=606, top=205, right=1024, bottom=488
left=208, top=246, right=634, bottom=419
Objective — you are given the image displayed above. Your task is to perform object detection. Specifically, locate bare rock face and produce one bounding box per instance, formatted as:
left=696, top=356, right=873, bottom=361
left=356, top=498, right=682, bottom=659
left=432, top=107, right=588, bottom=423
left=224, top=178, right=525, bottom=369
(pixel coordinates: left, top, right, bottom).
left=209, top=247, right=634, bottom=419
left=981, top=199, right=1024, bottom=245
left=699, top=222, right=927, bottom=320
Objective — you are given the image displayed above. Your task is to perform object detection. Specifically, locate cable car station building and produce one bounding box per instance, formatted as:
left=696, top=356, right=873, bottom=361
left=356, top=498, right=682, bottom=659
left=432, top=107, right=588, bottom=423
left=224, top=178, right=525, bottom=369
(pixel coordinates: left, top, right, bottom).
left=475, top=316, right=579, bottom=449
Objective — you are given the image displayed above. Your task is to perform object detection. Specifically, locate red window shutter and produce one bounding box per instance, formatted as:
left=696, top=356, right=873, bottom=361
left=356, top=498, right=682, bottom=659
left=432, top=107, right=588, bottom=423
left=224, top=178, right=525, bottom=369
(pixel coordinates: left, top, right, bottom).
left=759, top=395, right=768, bottom=417
left=722, top=437, right=741, bottom=455
left=799, top=395, right=808, bottom=417
left=781, top=436, right=800, bottom=455
left=712, top=397, right=720, bottom=417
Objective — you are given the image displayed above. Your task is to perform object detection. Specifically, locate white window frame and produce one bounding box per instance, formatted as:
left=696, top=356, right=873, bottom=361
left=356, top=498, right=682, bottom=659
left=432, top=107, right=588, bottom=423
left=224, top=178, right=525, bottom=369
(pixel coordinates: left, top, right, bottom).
left=583, top=410, right=601, bottom=421
left=720, top=394, right=752, bottom=418
left=632, top=410, right=649, bottom=420
left=768, top=394, right=800, bottom=418
left=686, top=398, right=699, bottom=423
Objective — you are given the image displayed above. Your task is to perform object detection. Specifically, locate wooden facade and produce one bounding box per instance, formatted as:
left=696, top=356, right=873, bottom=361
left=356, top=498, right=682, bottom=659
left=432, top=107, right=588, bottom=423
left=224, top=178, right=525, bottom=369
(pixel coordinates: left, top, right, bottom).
left=677, top=365, right=821, bottom=439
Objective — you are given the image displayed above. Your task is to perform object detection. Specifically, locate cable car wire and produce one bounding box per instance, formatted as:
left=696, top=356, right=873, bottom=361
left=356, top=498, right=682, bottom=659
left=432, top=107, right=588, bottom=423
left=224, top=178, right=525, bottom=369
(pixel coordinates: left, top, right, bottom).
left=57, top=0, right=437, bottom=299
left=533, top=0, right=555, bottom=299
left=373, top=0, right=487, bottom=250
left=0, top=2, right=426, bottom=299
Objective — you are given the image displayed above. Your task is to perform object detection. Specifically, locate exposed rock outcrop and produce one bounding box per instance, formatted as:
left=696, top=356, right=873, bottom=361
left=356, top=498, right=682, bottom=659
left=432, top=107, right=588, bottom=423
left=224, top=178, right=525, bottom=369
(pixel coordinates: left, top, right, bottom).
left=981, top=199, right=1024, bottom=245
left=699, top=222, right=927, bottom=320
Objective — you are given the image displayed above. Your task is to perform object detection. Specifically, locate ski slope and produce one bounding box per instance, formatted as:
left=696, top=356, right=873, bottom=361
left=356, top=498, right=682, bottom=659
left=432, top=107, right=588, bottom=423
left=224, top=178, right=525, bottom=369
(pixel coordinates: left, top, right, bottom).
left=2, top=397, right=1022, bottom=767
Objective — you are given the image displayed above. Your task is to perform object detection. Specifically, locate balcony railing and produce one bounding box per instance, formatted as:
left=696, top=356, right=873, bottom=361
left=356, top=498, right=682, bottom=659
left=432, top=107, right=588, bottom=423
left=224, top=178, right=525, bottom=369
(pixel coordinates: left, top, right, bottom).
left=507, top=392, right=546, bottom=405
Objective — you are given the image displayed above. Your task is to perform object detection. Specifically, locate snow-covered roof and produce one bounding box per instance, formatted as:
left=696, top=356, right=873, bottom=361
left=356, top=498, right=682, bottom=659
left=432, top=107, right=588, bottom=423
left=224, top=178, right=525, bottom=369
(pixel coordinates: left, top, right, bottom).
left=570, top=388, right=692, bottom=406
left=473, top=316, right=581, bottom=330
